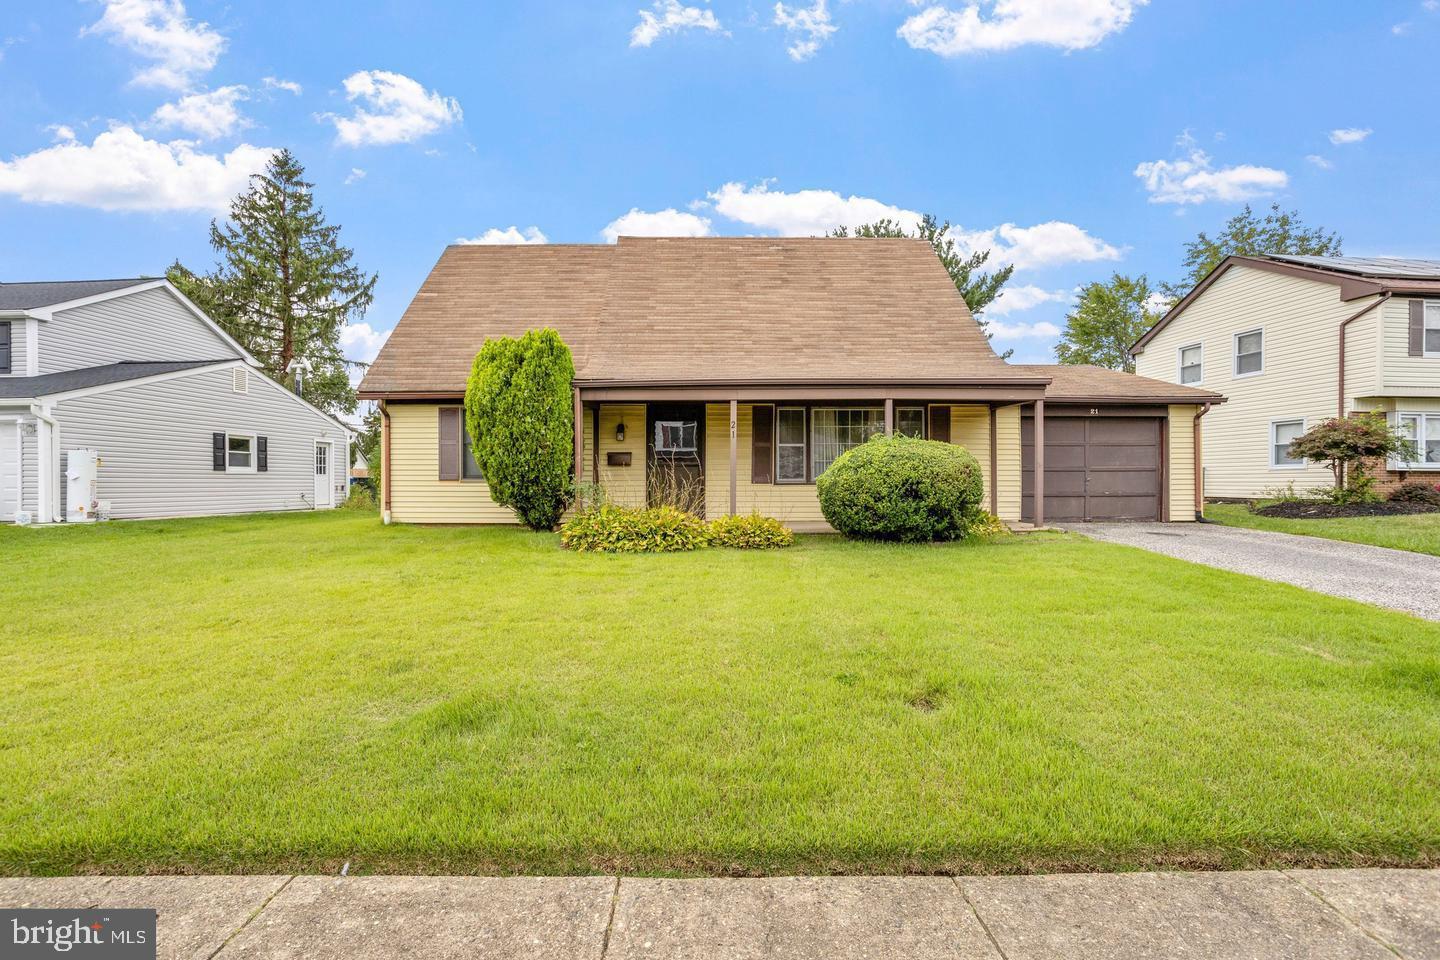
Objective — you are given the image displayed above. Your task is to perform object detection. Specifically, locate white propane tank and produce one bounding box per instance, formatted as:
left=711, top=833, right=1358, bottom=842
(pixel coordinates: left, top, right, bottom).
left=66, top=449, right=100, bottom=523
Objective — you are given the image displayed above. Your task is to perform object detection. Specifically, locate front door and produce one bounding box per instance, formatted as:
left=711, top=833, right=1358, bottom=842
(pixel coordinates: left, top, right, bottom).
left=647, top=403, right=705, bottom=513
left=313, top=441, right=334, bottom=509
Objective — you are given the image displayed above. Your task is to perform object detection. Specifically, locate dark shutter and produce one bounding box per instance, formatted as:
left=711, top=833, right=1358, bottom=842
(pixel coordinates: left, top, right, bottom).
left=751, top=404, right=774, bottom=484
left=929, top=405, right=951, bottom=444
left=257, top=436, right=268, bottom=472
left=0, top=322, right=10, bottom=375
left=1410, top=300, right=1425, bottom=357
left=438, top=407, right=461, bottom=481
left=212, top=432, right=226, bottom=471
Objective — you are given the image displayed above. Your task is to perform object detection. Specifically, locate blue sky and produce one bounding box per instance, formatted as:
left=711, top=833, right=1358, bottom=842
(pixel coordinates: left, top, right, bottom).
left=1, top=0, right=1437, bottom=371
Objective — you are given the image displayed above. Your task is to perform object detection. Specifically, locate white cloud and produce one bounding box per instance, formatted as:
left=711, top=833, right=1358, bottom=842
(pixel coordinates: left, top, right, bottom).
left=341, top=321, right=391, bottom=367
left=149, top=84, right=249, bottom=139
left=1143, top=291, right=1173, bottom=315
left=630, top=0, right=725, bottom=47
left=47, top=124, right=77, bottom=142
left=0, top=124, right=272, bottom=212
left=326, top=70, right=462, bottom=147
left=774, top=0, right=837, bottom=61
left=455, top=225, right=549, bottom=244
left=1328, top=127, right=1371, bottom=145
left=602, top=208, right=712, bottom=242
left=1306, top=154, right=1334, bottom=170
left=1134, top=147, right=1288, bottom=205
left=985, top=284, right=1071, bottom=316
left=988, top=320, right=1062, bottom=338
left=898, top=0, right=1144, bottom=56
left=262, top=76, right=302, bottom=95
left=344, top=168, right=366, bottom=185
left=83, top=0, right=225, bottom=90
left=704, top=181, right=1120, bottom=270
left=955, top=221, right=1123, bottom=271
left=707, top=181, right=921, bottom=236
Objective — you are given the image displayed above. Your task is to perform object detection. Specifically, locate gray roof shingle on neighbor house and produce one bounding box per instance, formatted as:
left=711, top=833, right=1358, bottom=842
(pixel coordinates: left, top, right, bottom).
left=1266, top=255, right=1440, bottom=279
left=0, top=278, right=153, bottom=311
left=0, top=360, right=227, bottom=400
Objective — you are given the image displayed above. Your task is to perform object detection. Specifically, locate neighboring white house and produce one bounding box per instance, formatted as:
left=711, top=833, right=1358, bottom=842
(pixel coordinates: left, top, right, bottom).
left=1133, top=255, right=1440, bottom=499
left=0, top=278, right=351, bottom=523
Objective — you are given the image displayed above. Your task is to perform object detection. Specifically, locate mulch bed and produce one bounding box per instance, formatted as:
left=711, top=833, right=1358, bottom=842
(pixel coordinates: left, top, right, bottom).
left=1255, top=500, right=1440, bottom=519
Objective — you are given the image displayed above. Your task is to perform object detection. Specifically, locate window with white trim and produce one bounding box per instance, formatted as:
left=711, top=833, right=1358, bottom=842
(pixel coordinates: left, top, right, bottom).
left=1425, top=303, right=1440, bottom=357
left=461, top=422, right=484, bottom=480
left=776, top=407, right=806, bottom=483
left=1271, top=419, right=1305, bottom=469
left=1235, top=329, right=1264, bottom=376
left=653, top=420, right=697, bottom=453
left=895, top=406, right=926, bottom=438
left=1178, top=343, right=1203, bottom=385
left=811, top=407, right=885, bottom=477
left=227, top=433, right=256, bottom=472
left=1396, top=413, right=1440, bottom=469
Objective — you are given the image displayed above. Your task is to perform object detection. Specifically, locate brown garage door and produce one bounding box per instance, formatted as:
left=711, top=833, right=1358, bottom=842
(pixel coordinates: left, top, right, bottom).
left=1022, top=416, right=1163, bottom=522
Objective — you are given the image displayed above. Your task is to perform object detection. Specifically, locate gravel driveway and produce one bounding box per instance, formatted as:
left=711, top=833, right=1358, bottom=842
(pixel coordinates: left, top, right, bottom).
left=1062, top=522, right=1440, bottom=621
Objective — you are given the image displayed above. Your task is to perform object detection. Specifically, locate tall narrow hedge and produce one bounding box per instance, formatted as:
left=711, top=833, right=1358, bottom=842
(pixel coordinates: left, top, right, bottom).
left=464, top=329, right=575, bottom=529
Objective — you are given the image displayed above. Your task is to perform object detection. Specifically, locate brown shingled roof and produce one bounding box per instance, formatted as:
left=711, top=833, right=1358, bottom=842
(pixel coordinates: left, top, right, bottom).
left=1010, top=364, right=1223, bottom=403
left=359, top=238, right=1222, bottom=404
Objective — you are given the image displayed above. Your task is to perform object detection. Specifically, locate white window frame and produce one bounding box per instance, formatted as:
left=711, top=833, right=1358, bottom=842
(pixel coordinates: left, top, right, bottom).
left=225, top=432, right=257, bottom=473
left=1234, top=328, right=1265, bottom=378
left=1425, top=303, right=1440, bottom=359
left=810, top=406, right=885, bottom=478
left=1394, top=412, right=1440, bottom=470
left=775, top=407, right=807, bottom=484
left=1269, top=418, right=1306, bottom=470
left=1177, top=342, right=1203, bottom=386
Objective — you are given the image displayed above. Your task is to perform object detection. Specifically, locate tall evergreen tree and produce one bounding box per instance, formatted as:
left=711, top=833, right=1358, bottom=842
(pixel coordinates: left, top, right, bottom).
left=1055, top=273, right=1161, bottom=373
left=831, top=214, right=1015, bottom=357
left=1164, top=203, right=1342, bottom=299
left=168, top=150, right=377, bottom=417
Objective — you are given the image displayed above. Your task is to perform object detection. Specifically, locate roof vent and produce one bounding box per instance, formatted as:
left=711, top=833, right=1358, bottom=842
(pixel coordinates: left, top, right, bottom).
left=232, top=367, right=249, bottom=394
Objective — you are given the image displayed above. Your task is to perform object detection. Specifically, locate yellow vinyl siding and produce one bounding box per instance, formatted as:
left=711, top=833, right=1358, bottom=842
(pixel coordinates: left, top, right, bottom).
left=1168, top=405, right=1197, bottom=521
left=994, top=404, right=1021, bottom=521
left=1134, top=264, right=1370, bottom=498
left=703, top=404, right=827, bottom=525
left=1382, top=297, right=1440, bottom=395
left=584, top=404, right=647, bottom=507
left=949, top=405, right=991, bottom=507
left=387, top=402, right=514, bottom=524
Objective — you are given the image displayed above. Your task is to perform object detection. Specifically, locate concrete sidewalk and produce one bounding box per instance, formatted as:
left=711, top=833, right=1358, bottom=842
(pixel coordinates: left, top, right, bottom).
left=2, top=869, right=1437, bottom=959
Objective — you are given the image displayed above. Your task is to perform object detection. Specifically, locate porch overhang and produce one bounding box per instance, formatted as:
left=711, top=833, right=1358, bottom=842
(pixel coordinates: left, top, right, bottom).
left=574, top=377, right=1052, bottom=403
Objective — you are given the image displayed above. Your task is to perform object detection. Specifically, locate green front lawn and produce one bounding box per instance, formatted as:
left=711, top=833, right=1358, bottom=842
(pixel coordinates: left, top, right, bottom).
left=2, top=511, right=1438, bottom=876
left=1206, top=502, right=1440, bottom=556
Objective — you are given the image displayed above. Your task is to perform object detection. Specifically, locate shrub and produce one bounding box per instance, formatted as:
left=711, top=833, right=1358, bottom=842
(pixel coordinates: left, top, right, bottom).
left=464, top=328, right=575, bottom=530
left=1387, top=480, right=1440, bottom=506
left=708, top=513, right=794, bottom=549
left=1287, top=414, right=1414, bottom=502
left=339, top=484, right=378, bottom=511
left=815, top=434, right=984, bottom=542
left=964, top=511, right=1009, bottom=540
left=560, top=504, right=710, bottom=553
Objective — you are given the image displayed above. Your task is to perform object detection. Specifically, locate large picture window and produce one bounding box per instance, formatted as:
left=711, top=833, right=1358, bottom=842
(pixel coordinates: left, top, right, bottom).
left=1397, top=413, right=1440, bottom=469
left=776, top=407, right=806, bottom=483
left=811, top=408, right=884, bottom=477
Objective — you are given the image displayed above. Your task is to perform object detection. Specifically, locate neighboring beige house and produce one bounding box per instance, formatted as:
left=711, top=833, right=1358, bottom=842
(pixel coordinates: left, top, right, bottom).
left=1133, top=255, right=1440, bottom=500
left=360, top=238, right=1221, bottom=528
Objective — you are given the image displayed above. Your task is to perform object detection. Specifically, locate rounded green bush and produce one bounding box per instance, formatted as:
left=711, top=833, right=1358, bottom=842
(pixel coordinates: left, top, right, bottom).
left=708, top=513, right=794, bottom=549
left=815, top=434, right=984, bottom=542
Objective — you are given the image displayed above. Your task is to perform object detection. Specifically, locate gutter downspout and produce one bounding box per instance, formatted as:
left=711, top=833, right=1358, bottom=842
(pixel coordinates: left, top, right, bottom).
left=29, top=404, right=59, bottom=523
left=1193, top=403, right=1211, bottom=522
left=1337, top=293, right=1390, bottom=419
left=379, top=400, right=392, bottom=525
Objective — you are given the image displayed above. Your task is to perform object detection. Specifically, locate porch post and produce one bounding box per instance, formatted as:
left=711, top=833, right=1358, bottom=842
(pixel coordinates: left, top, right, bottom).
left=1033, top=398, right=1045, bottom=527
left=884, top=398, right=894, bottom=435
left=573, top=388, right=584, bottom=508
left=729, top=399, right=738, bottom=516
left=988, top=405, right=998, bottom=516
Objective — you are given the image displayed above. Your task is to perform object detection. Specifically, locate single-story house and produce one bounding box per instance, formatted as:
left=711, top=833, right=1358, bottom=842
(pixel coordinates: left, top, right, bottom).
left=359, top=238, right=1223, bottom=528
left=1133, top=254, right=1440, bottom=498
left=0, top=277, right=352, bottom=523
